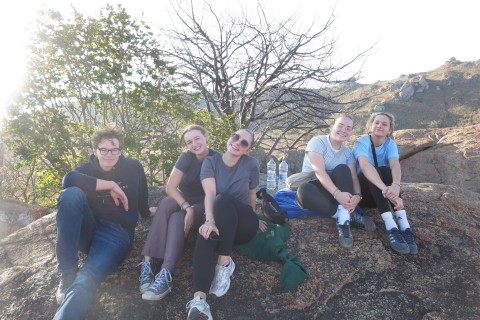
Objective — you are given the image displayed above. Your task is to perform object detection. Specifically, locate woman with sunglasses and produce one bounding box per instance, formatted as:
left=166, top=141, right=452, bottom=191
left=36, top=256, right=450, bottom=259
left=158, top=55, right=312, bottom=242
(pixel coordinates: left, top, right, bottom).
left=138, top=125, right=219, bottom=301
left=185, top=129, right=267, bottom=320
left=296, top=115, right=375, bottom=250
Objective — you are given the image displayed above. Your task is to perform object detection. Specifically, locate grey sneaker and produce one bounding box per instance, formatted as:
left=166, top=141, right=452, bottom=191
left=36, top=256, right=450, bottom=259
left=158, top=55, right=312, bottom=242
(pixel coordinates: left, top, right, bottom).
left=142, top=268, right=173, bottom=301
left=209, top=257, right=235, bottom=297
left=138, top=260, right=154, bottom=293
left=55, top=271, right=76, bottom=304
left=337, top=221, right=353, bottom=249
left=401, top=228, right=418, bottom=254
left=186, top=296, right=213, bottom=320
left=387, top=228, right=410, bottom=254
left=350, top=211, right=376, bottom=231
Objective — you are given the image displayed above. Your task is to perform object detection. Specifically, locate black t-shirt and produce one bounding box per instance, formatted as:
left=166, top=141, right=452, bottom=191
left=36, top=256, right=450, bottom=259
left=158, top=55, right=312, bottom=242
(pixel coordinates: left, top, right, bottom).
left=175, top=148, right=219, bottom=198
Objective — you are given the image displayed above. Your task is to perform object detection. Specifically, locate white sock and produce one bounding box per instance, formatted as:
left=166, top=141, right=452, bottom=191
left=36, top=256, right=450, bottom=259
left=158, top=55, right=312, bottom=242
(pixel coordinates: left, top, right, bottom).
left=381, top=211, right=398, bottom=231
left=395, top=210, right=411, bottom=231
left=336, top=205, right=350, bottom=225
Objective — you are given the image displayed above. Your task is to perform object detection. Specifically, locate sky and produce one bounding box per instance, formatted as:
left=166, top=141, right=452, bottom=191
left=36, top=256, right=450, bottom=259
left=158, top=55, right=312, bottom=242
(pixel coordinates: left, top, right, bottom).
left=0, top=0, right=479, bottom=121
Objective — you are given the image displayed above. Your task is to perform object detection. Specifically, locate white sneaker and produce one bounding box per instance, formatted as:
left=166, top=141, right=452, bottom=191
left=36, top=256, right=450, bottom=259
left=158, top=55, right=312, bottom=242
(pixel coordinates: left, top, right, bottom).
left=209, top=257, right=235, bottom=297
left=186, top=296, right=213, bottom=320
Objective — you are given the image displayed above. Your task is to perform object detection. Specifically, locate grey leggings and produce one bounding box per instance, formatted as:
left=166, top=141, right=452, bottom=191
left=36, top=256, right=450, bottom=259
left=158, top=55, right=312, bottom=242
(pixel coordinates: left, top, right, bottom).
left=141, top=195, right=204, bottom=273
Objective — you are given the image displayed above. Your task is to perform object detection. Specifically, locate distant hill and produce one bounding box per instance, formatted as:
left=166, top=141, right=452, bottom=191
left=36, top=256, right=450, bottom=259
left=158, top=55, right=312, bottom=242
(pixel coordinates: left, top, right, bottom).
left=345, top=57, right=480, bottom=134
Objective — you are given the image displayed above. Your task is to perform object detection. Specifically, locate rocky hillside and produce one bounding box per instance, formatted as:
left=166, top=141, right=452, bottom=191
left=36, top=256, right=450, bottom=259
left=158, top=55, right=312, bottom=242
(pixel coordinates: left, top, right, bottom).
left=1, top=59, right=480, bottom=319
left=346, top=57, right=480, bottom=134
left=1, top=181, right=479, bottom=320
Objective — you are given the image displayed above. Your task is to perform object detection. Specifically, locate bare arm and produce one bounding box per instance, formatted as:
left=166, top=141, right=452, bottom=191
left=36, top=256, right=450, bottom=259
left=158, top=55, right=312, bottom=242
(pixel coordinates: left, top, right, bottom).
left=199, top=177, right=219, bottom=239
left=357, top=156, right=388, bottom=192
left=308, top=151, right=352, bottom=205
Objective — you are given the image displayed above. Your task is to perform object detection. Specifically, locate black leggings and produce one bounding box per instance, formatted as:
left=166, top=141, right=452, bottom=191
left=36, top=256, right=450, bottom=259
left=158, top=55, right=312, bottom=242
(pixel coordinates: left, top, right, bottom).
left=358, top=166, right=396, bottom=213
left=295, top=164, right=353, bottom=216
left=192, top=193, right=258, bottom=293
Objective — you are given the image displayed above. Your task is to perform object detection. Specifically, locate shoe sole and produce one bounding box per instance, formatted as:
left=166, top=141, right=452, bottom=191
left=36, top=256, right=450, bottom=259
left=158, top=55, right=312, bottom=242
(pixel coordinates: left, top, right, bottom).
left=142, top=287, right=172, bottom=301
left=188, top=308, right=212, bottom=320
left=139, top=283, right=152, bottom=294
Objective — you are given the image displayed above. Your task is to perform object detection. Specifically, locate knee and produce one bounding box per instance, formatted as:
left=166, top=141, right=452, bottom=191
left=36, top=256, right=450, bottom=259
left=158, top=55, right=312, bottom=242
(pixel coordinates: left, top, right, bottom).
left=59, top=187, right=86, bottom=201
left=332, top=164, right=350, bottom=175
left=297, top=182, right=317, bottom=201
left=214, top=193, right=235, bottom=207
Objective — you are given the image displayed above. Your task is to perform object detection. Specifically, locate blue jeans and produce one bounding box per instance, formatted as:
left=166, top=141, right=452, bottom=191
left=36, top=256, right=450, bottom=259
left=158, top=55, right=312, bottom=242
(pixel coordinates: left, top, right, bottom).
left=54, top=187, right=131, bottom=320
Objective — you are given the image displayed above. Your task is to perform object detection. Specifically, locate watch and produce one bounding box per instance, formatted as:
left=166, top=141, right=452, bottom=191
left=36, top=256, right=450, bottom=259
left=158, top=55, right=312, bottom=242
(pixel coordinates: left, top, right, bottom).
left=354, top=193, right=362, bottom=200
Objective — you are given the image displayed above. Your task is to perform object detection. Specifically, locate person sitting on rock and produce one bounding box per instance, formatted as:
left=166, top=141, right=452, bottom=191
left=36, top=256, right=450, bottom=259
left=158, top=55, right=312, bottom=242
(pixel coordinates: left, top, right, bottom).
left=138, top=125, right=219, bottom=301
left=185, top=129, right=268, bottom=320
left=296, top=115, right=376, bottom=249
left=53, top=125, right=149, bottom=320
left=353, top=111, right=418, bottom=254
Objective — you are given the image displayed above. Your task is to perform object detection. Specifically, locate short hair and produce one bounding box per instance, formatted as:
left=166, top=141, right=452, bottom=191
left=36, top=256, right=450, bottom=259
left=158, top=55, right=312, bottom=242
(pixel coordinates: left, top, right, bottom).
left=92, top=125, right=125, bottom=149
left=365, top=112, right=396, bottom=136
left=179, top=124, right=207, bottom=146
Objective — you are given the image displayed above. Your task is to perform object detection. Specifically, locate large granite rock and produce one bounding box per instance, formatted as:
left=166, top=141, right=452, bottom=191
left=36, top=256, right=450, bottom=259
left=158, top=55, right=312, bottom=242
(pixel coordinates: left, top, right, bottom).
left=395, top=124, right=480, bottom=193
left=1, top=182, right=479, bottom=320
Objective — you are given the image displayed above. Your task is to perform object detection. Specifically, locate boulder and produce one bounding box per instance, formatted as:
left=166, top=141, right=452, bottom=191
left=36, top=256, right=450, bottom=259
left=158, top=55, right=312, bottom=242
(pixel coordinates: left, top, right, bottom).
left=395, top=124, right=480, bottom=193
left=1, top=183, right=479, bottom=320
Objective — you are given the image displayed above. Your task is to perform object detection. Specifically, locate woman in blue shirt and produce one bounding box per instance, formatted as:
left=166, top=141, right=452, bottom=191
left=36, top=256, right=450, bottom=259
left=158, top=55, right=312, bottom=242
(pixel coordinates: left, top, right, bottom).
left=353, top=112, right=418, bottom=254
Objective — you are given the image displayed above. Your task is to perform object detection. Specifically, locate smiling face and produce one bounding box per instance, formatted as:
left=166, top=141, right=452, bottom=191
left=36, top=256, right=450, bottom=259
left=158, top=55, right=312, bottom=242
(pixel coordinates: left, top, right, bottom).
left=93, top=138, right=121, bottom=171
left=226, top=129, right=253, bottom=156
left=330, top=116, right=353, bottom=144
left=370, top=114, right=393, bottom=138
left=183, top=129, right=208, bottom=157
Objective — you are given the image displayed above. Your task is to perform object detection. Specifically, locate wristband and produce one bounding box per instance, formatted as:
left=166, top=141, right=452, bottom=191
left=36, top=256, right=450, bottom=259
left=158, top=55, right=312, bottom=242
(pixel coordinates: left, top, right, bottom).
left=180, top=201, right=190, bottom=211
left=333, top=189, right=340, bottom=199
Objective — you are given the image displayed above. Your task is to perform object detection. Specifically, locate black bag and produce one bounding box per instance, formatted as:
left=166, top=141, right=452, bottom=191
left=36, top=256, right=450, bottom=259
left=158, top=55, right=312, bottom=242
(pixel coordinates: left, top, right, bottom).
left=256, top=187, right=289, bottom=225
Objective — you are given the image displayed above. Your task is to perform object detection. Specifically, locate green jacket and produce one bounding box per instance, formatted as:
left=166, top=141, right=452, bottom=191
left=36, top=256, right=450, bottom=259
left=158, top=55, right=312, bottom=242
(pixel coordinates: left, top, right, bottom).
left=235, top=216, right=307, bottom=291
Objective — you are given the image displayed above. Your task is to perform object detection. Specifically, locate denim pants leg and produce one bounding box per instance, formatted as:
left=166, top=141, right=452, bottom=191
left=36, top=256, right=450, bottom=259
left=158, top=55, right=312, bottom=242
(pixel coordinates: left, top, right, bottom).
left=56, top=187, right=96, bottom=275
left=54, top=219, right=131, bottom=320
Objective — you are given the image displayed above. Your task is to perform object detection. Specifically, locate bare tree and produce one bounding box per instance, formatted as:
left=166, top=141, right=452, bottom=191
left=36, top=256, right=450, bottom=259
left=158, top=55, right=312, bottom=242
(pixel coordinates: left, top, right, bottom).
left=165, top=0, right=371, bottom=154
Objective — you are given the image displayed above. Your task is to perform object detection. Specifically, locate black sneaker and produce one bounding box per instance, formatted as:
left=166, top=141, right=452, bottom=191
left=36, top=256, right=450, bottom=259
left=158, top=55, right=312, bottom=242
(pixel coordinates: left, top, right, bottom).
left=350, top=211, right=376, bottom=231
left=55, top=271, right=76, bottom=304
left=386, top=228, right=410, bottom=254
left=138, top=260, right=154, bottom=293
left=401, top=228, right=418, bottom=254
left=337, top=221, right=353, bottom=249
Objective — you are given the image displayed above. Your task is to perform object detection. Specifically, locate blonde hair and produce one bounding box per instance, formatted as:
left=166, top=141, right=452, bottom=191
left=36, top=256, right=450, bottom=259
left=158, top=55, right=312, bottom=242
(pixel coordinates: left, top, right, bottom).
left=366, top=112, right=395, bottom=136
left=332, top=114, right=355, bottom=126
left=179, top=125, right=207, bottom=146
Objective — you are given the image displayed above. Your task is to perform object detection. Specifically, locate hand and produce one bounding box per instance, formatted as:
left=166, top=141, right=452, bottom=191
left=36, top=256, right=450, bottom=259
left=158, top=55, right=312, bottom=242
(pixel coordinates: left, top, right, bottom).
left=389, top=183, right=401, bottom=197
left=391, top=197, right=404, bottom=210
left=184, top=206, right=194, bottom=237
left=345, top=194, right=361, bottom=213
left=149, top=207, right=157, bottom=216
left=199, top=221, right=219, bottom=240
left=258, top=219, right=268, bottom=232
left=336, top=191, right=352, bottom=207
left=109, top=183, right=128, bottom=211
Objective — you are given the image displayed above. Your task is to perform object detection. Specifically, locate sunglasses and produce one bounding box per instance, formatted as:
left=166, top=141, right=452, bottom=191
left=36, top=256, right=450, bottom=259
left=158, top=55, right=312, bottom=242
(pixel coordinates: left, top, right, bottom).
left=231, top=133, right=250, bottom=148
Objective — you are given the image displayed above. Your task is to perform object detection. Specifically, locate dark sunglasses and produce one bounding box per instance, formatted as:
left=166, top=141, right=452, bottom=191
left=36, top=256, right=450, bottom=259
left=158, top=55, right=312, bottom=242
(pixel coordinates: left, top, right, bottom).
left=231, top=133, right=250, bottom=148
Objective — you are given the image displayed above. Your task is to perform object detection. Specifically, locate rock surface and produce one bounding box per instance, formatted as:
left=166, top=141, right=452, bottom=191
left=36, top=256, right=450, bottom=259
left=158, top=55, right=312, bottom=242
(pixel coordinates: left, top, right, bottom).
left=1, top=182, right=480, bottom=320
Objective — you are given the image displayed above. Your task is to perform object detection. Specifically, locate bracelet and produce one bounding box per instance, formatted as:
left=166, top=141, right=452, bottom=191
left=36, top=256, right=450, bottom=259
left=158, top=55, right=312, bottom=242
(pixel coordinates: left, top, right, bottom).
left=354, top=193, right=363, bottom=200
left=392, top=182, right=401, bottom=187
left=180, top=201, right=190, bottom=211
left=332, top=189, right=340, bottom=199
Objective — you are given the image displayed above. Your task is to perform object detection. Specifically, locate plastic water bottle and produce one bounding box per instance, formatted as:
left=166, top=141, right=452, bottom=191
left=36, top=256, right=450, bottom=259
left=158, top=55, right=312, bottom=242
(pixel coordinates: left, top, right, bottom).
left=278, top=158, right=288, bottom=190
left=267, top=157, right=277, bottom=192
